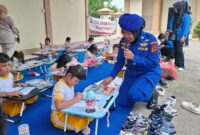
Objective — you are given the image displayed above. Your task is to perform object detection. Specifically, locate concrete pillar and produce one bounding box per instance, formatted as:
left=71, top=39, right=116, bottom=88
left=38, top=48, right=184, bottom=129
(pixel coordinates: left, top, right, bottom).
left=151, top=0, right=163, bottom=35
left=196, top=0, right=200, bottom=24
left=112, top=12, right=123, bottom=37
left=43, top=0, right=53, bottom=42
left=124, top=0, right=130, bottom=13
left=84, top=0, right=89, bottom=42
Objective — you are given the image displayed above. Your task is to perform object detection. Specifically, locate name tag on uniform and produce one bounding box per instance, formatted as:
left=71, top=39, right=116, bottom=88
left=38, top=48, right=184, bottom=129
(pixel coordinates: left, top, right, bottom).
left=138, top=47, right=148, bottom=51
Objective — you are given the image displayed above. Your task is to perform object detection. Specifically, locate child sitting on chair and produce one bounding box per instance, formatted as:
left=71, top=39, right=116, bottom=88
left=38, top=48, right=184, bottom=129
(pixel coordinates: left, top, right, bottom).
left=0, top=53, right=38, bottom=117
left=158, top=33, right=174, bottom=60
left=85, top=44, right=98, bottom=60
left=51, top=63, right=92, bottom=134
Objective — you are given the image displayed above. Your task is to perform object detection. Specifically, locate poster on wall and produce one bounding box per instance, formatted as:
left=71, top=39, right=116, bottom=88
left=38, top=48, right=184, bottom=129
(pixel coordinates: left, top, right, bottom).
left=89, top=17, right=117, bottom=35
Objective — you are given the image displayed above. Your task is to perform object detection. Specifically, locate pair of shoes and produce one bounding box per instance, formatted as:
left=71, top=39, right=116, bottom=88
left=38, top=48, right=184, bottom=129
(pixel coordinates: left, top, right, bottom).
left=181, top=101, right=200, bottom=115
left=81, top=127, right=91, bottom=135
left=156, top=86, right=166, bottom=96
left=119, top=130, right=134, bottom=135
left=177, top=67, right=184, bottom=71
left=147, top=90, right=159, bottom=110
left=163, top=106, right=178, bottom=117
left=165, top=96, right=176, bottom=107
left=159, top=125, right=176, bottom=135
left=159, top=78, right=169, bottom=88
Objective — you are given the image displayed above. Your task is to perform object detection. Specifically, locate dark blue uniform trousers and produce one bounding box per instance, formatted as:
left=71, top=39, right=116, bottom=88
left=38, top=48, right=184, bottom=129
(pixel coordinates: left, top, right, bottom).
left=118, top=75, right=154, bottom=107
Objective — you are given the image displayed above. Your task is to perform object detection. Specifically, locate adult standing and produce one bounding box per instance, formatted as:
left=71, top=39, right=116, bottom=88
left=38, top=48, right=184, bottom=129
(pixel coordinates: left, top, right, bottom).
left=167, top=1, right=190, bottom=71
left=0, top=4, right=20, bottom=57
left=101, top=14, right=161, bottom=108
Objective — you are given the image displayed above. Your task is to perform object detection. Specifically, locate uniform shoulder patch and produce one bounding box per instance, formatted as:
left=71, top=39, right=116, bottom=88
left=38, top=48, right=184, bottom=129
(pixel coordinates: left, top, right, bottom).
left=150, top=41, right=158, bottom=53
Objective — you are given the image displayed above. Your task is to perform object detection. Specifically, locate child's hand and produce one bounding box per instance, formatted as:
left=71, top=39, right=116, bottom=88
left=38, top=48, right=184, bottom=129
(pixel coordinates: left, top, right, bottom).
left=17, top=83, right=27, bottom=87
left=160, top=45, right=165, bottom=49
left=8, top=91, right=23, bottom=97
left=60, top=67, right=65, bottom=72
left=75, top=92, right=83, bottom=102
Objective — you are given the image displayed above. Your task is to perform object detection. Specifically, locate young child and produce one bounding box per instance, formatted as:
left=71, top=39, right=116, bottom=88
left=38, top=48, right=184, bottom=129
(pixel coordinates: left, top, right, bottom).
left=105, top=44, right=119, bottom=60
left=158, top=33, right=174, bottom=60
left=85, top=44, right=98, bottom=60
left=40, top=37, right=57, bottom=56
left=63, top=37, right=72, bottom=51
left=0, top=53, right=37, bottom=117
left=51, top=54, right=72, bottom=71
left=51, top=54, right=72, bottom=81
left=84, top=37, right=94, bottom=49
left=51, top=64, right=92, bottom=134
left=40, top=37, right=52, bottom=52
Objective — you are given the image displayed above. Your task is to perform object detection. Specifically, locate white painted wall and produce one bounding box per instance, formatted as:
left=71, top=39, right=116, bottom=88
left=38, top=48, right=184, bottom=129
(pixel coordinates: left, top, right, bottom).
left=129, top=0, right=143, bottom=15
left=0, top=0, right=46, bottom=50
left=142, top=0, right=153, bottom=31
left=50, top=0, right=86, bottom=45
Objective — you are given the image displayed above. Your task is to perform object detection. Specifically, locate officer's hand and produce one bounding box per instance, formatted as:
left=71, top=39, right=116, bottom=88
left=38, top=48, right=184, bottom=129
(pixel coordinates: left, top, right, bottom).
left=124, top=49, right=134, bottom=60
left=180, top=36, right=185, bottom=43
left=100, top=77, right=113, bottom=88
left=160, top=45, right=165, bottom=49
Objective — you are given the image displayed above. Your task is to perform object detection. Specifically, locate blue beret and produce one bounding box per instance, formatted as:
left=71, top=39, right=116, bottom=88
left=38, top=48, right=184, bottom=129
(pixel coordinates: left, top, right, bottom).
left=119, top=13, right=144, bottom=32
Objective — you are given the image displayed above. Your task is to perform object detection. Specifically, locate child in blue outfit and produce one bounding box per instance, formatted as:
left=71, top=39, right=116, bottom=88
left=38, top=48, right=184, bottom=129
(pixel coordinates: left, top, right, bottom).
left=167, top=1, right=190, bottom=71
left=158, top=33, right=174, bottom=60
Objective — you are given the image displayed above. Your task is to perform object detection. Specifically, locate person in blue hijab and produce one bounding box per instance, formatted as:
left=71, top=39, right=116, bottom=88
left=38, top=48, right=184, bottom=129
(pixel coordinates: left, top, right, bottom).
left=101, top=13, right=161, bottom=108
left=167, top=0, right=190, bottom=71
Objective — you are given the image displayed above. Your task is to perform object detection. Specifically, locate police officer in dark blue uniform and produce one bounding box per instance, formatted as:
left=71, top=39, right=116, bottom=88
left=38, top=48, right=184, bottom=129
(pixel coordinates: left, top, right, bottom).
left=101, top=14, right=161, bottom=108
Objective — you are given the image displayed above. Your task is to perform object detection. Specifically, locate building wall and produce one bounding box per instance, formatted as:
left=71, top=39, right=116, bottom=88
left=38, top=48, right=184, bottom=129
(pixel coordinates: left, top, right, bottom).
left=160, top=0, right=170, bottom=33
left=0, top=0, right=46, bottom=51
left=161, top=0, right=197, bottom=33
left=50, top=0, right=86, bottom=45
left=129, top=0, right=143, bottom=15
left=142, top=0, right=153, bottom=31
left=190, top=0, right=197, bottom=32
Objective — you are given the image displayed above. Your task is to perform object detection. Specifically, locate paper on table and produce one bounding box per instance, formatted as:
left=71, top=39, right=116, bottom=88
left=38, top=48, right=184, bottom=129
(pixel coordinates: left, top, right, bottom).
left=10, top=87, right=35, bottom=95
left=73, top=100, right=86, bottom=108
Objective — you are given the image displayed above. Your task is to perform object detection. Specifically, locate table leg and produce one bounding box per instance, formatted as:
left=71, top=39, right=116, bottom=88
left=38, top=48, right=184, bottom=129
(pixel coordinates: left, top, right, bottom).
left=95, top=119, right=99, bottom=135
left=114, top=101, right=116, bottom=108
left=64, top=114, right=68, bottom=133
left=20, top=102, right=25, bottom=117
left=19, top=102, right=25, bottom=117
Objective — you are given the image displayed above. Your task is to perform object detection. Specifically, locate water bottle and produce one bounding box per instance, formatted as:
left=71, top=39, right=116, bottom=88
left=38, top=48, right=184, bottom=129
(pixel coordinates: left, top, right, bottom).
left=18, top=124, right=30, bottom=135
left=47, top=53, right=52, bottom=62
left=45, top=68, right=53, bottom=83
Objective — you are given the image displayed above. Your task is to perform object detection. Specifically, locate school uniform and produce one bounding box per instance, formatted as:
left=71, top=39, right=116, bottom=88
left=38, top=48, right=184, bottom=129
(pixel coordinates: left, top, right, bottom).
left=51, top=79, right=92, bottom=132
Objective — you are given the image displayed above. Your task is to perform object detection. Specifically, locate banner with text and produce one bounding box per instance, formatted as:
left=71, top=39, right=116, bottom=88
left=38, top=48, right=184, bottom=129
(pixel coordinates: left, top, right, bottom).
left=89, top=17, right=117, bottom=35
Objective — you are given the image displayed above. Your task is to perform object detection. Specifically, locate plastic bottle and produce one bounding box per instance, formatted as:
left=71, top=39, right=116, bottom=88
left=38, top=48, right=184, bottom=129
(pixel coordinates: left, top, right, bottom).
left=18, top=124, right=30, bottom=135
left=47, top=53, right=52, bottom=62
left=45, top=68, right=53, bottom=83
